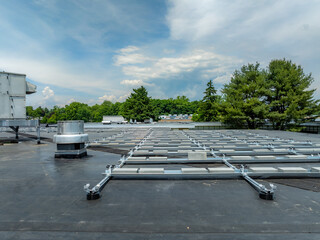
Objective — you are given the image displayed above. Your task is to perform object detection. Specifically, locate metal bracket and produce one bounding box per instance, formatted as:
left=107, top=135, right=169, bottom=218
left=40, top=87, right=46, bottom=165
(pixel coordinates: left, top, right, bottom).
left=84, top=129, right=153, bottom=200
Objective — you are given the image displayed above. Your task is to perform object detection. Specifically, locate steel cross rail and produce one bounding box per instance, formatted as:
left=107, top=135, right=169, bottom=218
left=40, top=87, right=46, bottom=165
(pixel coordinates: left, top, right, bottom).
left=84, top=128, right=153, bottom=200
left=182, top=131, right=277, bottom=200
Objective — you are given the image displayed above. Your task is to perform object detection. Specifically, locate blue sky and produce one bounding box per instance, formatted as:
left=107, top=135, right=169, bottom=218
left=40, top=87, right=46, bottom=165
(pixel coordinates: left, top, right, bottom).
left=0, top=0, right=320, bottom=107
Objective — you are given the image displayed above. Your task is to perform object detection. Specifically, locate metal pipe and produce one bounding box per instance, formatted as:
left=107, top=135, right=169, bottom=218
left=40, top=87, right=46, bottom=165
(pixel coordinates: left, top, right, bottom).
left=240, top=165, right=276, bottom=200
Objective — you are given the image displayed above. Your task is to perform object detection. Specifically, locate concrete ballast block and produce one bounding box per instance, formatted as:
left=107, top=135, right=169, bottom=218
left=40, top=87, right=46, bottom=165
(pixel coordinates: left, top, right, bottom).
left=139, top=168, right=164, bottom=174
left=285, top=155, right=308, bottom=159
left=113, top=168, right=138, bottom=174
left=296, top=148, right=320, bottom=153
left=208, top=167, right=234, bottom=173
left=278, top=167, right=308, bottom=173
left=133, top=150, right=149, bottom=155
left=153, top=150, right=168, bottom=154
left=181, top=168, right=208, bottom=174
left=311, top=167, right=320, bottom=172
left=272, top=149, right=288, bottom=153
left=249, top=167, right=278, bottom=173
left=253, top=149, right=270, bottom=152
left=255, top=156, right=277, bottom=160
left=148, top=157, right=168, bottom=161
left=188, top=152, right=207, bottom=160
left=230, top=156, right=253, bottom=160
left=127, top=157, right=146, bottom=161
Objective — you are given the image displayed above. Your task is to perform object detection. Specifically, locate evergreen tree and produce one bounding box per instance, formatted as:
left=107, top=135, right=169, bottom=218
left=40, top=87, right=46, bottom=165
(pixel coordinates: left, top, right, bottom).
left=266, top=59, right=319, bottom=130
left=221, top=63, right=268, bottom=128
left=120, top=86, right=155, bottom=121
left=192, top=80, right=219, bottom=122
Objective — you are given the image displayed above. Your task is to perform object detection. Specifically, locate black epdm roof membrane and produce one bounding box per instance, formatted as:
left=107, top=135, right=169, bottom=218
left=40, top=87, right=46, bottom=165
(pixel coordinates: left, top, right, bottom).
left=1, top=127, right=320, bottom=240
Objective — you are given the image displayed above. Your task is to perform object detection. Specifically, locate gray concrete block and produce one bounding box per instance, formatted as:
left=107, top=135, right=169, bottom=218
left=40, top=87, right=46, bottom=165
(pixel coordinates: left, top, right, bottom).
left=188, top=151, right=207, bottom=160
left=141, top=145, right=154, bottom=149
left=181, top=168, right=208, bottom=174
left=208, top=167, right=234, bottom=173
left=296, top=148, right=320, bottom=153
left=153, top=150, right=168, bottom=154
left=113, top=168, right=138, bottom=174
left=139, top=168, right=164, bottom=174
left=253, top=149, right=270, bottom=152
left=230, top=156, right=253, bottom=160
left=285, top=155, right=308, bottom=159
left=272, top=149, right=288, bottom=153
left=127, top=157, right=146, bottom=161
left=255, top=156, right=277, bottom=160
left=134, top=150, right=149, bottom=155
left=222, top=145, right=236, bottom=148
left=311, top=167, right=320, bottom=172
left=249, top=167, right=278, bottom=173
left=149, top=157, right=168, bottom=161
left=278, top=167, right=308, bottom=173
left=211, top=146, right=224, bottom=149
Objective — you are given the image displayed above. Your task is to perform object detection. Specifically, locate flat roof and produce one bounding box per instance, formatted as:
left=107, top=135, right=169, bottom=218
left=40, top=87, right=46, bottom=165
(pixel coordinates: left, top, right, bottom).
left=0, top=127, right=320, bottom=239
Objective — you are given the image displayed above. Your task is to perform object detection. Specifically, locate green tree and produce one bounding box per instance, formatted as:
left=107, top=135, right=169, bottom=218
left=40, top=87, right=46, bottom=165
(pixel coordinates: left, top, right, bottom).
left=266, top=59, right=319, bottom=130
left=120, top=86, right=155, bottom=121
left=221, top=63, right=268, bottom=128
left=193, top=80, right=220, bottom=122
left=64, top=102, right=91, bottom=122
left=26, top=106, right=35, bottom=119
left=47, top=113, right=57, bottom=124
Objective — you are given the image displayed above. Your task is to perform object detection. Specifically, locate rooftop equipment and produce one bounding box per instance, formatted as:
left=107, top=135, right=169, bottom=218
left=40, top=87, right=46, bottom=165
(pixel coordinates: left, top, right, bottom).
left=53, top=120, right=89, bottom=158
left=0, top=72, right=39, bottom=143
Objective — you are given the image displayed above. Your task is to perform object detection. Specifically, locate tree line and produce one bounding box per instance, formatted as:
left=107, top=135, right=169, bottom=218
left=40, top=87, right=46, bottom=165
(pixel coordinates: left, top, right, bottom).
left=26, top=95, right=200, bottom=124
left=27, top=59, right=320, bottom=130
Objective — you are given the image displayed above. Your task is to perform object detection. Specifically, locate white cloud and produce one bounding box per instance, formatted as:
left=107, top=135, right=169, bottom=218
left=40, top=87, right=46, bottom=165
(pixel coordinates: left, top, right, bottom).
left=120, top=79, right=154, bottom=86
left=118, top=93, right=131, bottom=102
left=119, top=49, right=242, bottom=81
left=165, top=0, right=320, bottom=99
left=114, top=53, right=151, bottom=66
left=166, top=0, right=320, bottom=44
left=213, top=74, right=232, bottom=84
left=98, top=93, right=131, bottom=103
left=114, top=46, right=152, bottom=66
left=119, top=46, right=140, bottom=53
left=66, top=98, right=76, bottom=105
left=163, top=49, right=175, bottom=54
left=98, top=94, right=117, bottom=103
left=42, top=86, right=54, bottom=100
left=121, top=79, right=144, bottom=85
